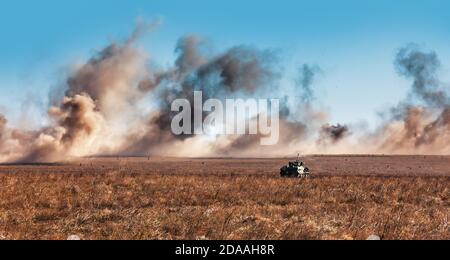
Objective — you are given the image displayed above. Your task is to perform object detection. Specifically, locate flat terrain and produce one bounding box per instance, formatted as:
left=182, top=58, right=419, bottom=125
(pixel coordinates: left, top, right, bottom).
left=0, top=156, right=448, bottom=240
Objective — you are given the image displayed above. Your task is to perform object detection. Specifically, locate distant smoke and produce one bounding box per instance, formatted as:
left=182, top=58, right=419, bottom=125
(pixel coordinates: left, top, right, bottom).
left=373, top=45, right=450, bottom=153
left=0, top=114, right=6, bottom=140
left=416, top=107, right=450, bottom=146
left=320, top=124, right=350, bottom=144
left=1, top=24, right=450, bottom=162
left=175, top=36, right=207, bottom=74
left=297, top=64, right=321, bottom=103
left=65, top=37, right=146, bottom=115
left=219, top=119, right=308, bottom=156
left=395, top=44, right=446, bottom=107
left=0, top=22, right=154, bottom=162
left=121, top=36, right=282, bottom=156
left=50, top=94, right=102, bottom=144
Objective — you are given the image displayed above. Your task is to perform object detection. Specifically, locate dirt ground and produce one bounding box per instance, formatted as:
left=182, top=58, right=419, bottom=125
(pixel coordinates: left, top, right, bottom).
left=0, top=156, right=448, bottom=240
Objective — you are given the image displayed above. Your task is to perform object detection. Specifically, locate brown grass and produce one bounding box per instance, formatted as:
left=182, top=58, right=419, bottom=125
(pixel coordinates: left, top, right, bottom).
left=0, top=156, right=448, bottom=240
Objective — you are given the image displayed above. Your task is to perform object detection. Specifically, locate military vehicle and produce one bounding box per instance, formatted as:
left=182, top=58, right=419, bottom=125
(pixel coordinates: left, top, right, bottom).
left=280, top=154, right=311, bottom=178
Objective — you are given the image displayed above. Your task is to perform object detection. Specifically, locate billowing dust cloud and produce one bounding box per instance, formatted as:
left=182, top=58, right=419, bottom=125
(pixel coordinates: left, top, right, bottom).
left=372, top=45, right=450, bottom=154
left=0, top=27, right=449, bottom=162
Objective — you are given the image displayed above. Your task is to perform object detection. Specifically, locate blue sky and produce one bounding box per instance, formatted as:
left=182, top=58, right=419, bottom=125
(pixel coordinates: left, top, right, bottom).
left=1, top=0, right=450, bottom=127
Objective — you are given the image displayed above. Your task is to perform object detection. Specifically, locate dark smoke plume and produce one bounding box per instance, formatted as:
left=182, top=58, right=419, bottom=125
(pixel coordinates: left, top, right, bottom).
left=320, top=124, right=350, bottom=144
left=395, top=44, right=447, bottom=107
left=297, top=64, right=321, bottom=103
left=0, top=114, right=6, bottom=140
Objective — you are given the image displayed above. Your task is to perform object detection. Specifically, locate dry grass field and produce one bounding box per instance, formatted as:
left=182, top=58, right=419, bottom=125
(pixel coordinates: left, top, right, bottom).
left=0, top=156, right=448, bottom=240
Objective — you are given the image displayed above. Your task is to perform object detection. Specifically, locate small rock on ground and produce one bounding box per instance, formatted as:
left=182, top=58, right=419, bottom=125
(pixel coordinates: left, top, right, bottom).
left=367, top=235, right=381, bottom=240
left=67, top=235, right=81, bottom=240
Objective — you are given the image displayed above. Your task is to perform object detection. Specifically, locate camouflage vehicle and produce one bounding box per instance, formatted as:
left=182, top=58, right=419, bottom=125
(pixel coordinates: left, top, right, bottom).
left=280, top=155, right=311, bottom=178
